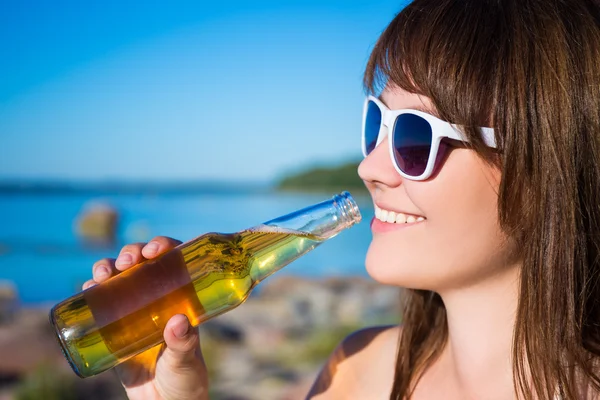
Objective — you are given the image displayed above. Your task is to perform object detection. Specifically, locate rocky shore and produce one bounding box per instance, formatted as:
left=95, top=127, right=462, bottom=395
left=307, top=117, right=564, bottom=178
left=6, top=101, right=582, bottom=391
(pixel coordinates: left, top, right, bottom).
left=0, top=276, right=401, bottom=400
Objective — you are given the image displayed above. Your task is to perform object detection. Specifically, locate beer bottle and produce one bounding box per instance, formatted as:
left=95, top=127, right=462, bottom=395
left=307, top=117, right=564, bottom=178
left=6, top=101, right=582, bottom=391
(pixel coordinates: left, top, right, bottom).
left=50, top=191, right=361, bottom=378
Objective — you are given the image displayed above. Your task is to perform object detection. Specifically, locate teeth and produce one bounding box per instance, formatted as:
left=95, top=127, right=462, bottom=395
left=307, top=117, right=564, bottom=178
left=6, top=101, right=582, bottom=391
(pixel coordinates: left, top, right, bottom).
left=386, top=211, right=396, bottom=223
left=381, top=209, right=388, bottom=221
left=374, top=205, right=425, bottom=225
left=395, top=213, right=406, bottom=224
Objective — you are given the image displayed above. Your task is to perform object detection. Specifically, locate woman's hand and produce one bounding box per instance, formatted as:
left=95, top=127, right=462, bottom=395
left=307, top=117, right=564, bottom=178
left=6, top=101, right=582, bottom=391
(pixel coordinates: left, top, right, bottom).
left=83, top=236, right=209, bottom=400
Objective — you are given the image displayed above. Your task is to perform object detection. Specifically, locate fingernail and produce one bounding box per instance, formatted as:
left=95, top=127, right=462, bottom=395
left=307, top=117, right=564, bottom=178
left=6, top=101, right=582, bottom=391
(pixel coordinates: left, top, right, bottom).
left=95, top=265, right=109, bottom=278
left=145, top=241, right=159, bottom=255
left=116, top=253, right=132, bottom=267
left=173, top=318, right=189, bottom=338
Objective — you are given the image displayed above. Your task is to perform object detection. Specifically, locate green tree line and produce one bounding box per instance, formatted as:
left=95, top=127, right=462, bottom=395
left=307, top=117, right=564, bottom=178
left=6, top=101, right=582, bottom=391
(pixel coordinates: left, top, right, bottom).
left=276, top=160, right=366, bottom=192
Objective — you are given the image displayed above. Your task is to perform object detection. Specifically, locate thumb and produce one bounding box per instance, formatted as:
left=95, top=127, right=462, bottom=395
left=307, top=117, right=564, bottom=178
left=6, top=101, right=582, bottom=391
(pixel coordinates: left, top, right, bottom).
left=155, top=315, right=209, bottom=400
left=161, top=314, right=201, bottom=368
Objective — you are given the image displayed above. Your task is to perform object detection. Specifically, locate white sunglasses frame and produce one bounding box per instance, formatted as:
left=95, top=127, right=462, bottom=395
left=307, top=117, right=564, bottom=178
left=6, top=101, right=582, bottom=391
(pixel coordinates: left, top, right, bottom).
left=361, top=95, right=497, bottom=181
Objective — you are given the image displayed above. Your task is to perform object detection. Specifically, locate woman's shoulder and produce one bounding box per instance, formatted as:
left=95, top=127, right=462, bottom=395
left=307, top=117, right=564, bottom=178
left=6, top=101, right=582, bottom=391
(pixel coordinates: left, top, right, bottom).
left=344, top=324, right=401, bottom=347
left=306, top=325, right=401, bottom=399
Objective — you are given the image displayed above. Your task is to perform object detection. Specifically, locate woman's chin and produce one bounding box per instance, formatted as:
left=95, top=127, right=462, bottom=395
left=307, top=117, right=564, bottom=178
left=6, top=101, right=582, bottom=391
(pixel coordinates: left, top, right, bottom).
left=365, top=253, right=440, bottom=290
left=366, top=260, right=423, bottom=289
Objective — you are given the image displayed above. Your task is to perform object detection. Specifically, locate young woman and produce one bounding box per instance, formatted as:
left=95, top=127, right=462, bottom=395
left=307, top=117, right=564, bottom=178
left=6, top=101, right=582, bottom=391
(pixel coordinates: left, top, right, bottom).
left=85, top=0, right=600, bottom=398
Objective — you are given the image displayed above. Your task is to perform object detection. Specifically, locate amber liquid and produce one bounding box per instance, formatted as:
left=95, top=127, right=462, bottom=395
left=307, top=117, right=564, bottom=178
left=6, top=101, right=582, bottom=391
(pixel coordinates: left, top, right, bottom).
left=50, top=226, right=323, bottom=378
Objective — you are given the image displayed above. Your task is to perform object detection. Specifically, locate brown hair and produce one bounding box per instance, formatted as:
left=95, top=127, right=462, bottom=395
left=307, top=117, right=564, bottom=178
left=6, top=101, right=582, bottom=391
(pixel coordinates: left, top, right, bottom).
left=364, top=0, right=600, bottom=398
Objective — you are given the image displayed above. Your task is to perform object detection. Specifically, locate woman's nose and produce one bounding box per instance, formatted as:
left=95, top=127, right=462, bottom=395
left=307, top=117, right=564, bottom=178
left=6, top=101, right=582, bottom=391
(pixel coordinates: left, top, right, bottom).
left=357, top=132, right=404, bottom=188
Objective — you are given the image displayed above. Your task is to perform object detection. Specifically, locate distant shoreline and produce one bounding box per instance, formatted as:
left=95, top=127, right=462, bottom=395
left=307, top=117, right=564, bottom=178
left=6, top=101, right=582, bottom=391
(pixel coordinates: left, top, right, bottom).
left=0, top=160, right=367, bottom=195
left=276, top=160, right=366, bottom=193
left=0, top=180, right=273, bottom=195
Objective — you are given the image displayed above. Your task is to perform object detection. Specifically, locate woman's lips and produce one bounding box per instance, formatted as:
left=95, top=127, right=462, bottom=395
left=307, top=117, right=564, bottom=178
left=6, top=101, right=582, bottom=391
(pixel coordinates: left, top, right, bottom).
left=370, top=216, right=425, bottom=233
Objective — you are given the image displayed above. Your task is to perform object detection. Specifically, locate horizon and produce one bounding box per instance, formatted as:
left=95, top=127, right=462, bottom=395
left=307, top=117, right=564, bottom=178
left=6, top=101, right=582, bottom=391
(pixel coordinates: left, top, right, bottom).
left=0, top=1, right=407, bottom=183
left=0, top=156, right=363, bottom=186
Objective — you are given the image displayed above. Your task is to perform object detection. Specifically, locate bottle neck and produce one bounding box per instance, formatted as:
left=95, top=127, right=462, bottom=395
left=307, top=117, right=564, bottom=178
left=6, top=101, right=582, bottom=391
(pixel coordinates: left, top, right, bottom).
left=260, top=191, right=361, bottom=239
left=247, top=192, right=362, bottom=282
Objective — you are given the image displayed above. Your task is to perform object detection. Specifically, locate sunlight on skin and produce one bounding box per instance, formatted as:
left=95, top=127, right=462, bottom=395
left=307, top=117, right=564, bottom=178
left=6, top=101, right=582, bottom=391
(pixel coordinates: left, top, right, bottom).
left=307, top=326, right=396, bottom=398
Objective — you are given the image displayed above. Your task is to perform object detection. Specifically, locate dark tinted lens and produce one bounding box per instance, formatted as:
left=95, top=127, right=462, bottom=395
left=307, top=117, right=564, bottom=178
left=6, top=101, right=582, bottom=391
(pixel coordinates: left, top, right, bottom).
left=364, top=101, right=382, bottom=154
left=392, top=114, right=432, bottom=177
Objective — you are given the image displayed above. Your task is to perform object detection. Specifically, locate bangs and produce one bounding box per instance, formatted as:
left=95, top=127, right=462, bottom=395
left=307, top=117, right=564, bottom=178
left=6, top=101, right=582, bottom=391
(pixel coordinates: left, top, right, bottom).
left=364, top=0, right=504, bottom=142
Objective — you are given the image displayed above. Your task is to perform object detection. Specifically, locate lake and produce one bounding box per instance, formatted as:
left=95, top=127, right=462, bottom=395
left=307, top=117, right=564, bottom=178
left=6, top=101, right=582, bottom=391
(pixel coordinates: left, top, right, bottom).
left=0, top=189, right=374, bottom=304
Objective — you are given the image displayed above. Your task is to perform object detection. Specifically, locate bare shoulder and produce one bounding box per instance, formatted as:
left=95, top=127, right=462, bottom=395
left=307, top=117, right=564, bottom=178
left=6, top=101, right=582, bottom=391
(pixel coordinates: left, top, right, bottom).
left=306, top=325, right=401, bottom=400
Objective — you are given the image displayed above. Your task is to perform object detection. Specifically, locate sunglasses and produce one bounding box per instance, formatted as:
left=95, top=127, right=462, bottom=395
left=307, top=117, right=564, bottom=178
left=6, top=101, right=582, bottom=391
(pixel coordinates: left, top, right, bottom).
left=361, top=95, right=497, bottom=181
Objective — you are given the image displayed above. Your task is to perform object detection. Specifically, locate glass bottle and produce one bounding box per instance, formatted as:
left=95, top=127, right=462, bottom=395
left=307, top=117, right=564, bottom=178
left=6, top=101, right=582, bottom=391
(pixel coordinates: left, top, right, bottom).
left=50, top=191, right=361, bottom=378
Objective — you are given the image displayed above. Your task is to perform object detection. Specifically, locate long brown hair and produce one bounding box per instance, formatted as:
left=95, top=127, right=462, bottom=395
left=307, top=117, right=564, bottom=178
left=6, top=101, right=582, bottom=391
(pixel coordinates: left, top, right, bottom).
left=363, top=0, right=600, bottom=398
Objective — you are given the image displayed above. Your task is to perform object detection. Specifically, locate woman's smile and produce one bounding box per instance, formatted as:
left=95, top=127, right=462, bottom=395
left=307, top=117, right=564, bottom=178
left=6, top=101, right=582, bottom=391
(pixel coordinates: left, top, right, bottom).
left=370, top=205, right=426, bottom=233
left=374, top=205, right=425, bottom=224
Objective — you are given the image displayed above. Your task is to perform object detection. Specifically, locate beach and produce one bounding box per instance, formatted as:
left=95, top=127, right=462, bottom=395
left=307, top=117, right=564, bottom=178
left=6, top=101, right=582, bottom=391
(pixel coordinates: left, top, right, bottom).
left=0, top=275, right=401, bottom=399
left=0, top=189, right=399, bottom=399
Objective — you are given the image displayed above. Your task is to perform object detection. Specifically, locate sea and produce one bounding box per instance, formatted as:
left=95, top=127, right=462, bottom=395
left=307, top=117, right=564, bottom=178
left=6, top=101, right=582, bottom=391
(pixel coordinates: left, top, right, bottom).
left=0, top=187, right=374, bottom=305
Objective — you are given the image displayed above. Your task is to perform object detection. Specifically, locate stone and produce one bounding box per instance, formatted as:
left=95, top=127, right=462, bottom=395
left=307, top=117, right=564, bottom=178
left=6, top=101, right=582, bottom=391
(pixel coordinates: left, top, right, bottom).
left=0, top=281, right=18, bottom=325
left=74, top=202, right=119, bottom=243
left=202, top=320, right=245, bottom=344
left=0, top=275, right=402, bottom=400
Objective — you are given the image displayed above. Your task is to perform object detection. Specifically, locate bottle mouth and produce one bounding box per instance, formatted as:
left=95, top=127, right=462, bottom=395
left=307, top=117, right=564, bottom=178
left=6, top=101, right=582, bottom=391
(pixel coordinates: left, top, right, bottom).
left=333, top=191, right=362, bottom=227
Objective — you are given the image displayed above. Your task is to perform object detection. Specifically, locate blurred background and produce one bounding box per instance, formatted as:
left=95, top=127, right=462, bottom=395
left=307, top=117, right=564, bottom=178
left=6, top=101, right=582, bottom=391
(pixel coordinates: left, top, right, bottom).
left=0, top=1, right=407, bottom=398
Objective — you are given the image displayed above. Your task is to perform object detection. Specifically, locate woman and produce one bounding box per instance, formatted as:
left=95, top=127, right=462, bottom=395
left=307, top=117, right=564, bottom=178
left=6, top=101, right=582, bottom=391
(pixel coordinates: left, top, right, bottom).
left=85, top=0, right=600, bottom=398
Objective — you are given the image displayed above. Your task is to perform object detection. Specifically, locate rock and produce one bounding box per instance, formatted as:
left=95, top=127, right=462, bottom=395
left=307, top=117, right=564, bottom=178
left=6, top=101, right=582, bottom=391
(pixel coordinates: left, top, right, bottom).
left=258, top=275, right=402, bottom=328
left=0, top=281, right=18, bottom=324
left=202, top=320, right=244, bottom=344
left=74, top=201, right=119, bottom=243
left=0, top=305, right=127, bottom=399
left=0, top=307, right=64, bottom=376
left=0, top=276, right=402, bottom=400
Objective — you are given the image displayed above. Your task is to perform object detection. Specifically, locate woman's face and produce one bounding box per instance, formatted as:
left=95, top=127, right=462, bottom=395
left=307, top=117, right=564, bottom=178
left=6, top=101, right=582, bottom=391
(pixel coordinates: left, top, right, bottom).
left=358, top=87, right=516, bottom=292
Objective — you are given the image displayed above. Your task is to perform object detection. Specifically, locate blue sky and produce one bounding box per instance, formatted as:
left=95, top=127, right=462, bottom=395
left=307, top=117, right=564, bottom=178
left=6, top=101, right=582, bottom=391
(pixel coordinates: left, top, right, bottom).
left=0, top=0, right=405, bottom=183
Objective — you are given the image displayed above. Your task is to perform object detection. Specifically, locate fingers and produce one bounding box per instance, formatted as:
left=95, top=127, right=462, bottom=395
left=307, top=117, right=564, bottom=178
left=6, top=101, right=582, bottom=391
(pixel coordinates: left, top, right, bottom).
left=141, top=236, right=182, bottom=259
left=115, top=242, right=146, bottom=271
left=154, top=315, right=209, bottom=400
left=84, top=236, right=181, bottom=291
left=115, top=237, right=181, bottom=271
left=82, top=257, right=118, bottom=290
left=161, top=314, right=202, bottom=367
left=92, top=258, right=118, bottom=281
left=82, top=279, right=97, bottom=290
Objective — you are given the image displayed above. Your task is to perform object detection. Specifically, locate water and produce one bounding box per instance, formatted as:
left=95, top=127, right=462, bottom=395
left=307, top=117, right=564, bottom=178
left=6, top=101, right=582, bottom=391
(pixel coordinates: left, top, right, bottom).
left=0, top=190, right=374, bottom=304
